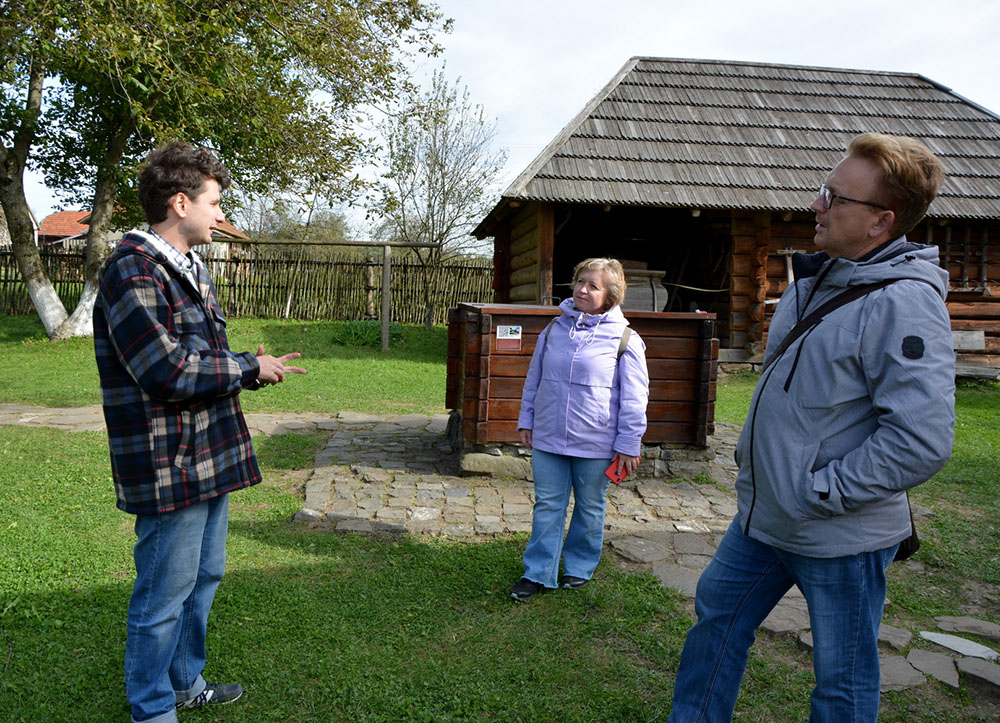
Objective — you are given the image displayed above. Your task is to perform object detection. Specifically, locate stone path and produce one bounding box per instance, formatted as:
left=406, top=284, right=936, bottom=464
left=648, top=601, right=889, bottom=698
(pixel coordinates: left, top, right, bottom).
left=3, top=402, right=998, bottom=696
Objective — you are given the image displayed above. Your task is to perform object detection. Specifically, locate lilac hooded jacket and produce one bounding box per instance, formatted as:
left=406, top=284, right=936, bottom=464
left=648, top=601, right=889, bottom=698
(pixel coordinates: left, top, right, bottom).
left=518, top=298, right=649, bottom=458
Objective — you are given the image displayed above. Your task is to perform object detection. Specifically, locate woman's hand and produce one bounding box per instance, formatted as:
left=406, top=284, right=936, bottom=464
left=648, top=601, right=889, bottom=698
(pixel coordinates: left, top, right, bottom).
left=519, top=429, right=532, bottom=448
left=612, top=453, right=641, bottom=477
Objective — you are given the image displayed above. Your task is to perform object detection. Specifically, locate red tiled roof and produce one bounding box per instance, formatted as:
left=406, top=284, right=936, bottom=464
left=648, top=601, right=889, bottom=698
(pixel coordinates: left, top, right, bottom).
left=214, top=219, right=249, bottom=240
left=39, top=210, right=89, bottom=238
left=41, top=209, right=249, bottom=241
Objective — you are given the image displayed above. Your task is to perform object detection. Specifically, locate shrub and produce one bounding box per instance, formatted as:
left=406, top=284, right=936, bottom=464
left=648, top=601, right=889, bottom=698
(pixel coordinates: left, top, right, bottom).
left=329, top=319, right=404, bottom=347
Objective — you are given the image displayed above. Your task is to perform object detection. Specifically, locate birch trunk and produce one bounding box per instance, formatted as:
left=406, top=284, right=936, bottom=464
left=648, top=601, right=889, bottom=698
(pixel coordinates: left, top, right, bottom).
left=0, top=55, right=69, bottom=336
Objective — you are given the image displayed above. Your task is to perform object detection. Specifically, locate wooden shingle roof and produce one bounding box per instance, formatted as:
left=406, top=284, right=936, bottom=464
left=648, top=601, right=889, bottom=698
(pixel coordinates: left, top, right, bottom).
left=476, top=57, right=1000, bottom=235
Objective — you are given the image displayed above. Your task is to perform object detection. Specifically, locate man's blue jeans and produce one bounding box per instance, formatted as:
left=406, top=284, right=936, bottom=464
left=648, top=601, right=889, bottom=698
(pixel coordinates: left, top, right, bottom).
left=669, top=518, right=897, bottom=723
left=522, top=449, right=612, bottom=589
left=125, top=494, right=229, bottom=723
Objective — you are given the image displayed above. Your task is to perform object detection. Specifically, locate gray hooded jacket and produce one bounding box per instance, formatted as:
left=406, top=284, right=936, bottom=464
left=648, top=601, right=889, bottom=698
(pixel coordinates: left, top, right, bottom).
left=735, top=237, right=956, bottom=557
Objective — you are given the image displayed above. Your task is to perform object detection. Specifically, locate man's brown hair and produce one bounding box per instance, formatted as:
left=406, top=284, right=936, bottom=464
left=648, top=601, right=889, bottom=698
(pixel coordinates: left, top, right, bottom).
left=848, top=133, right=943, bottom=238
left=138, top=142, right=231, bottom=224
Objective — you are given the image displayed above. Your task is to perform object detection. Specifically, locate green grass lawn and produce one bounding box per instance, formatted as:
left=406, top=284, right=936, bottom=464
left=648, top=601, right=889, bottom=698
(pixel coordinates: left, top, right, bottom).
left=0, top=315, right=449, bottom=414
left=1, top=315, right=998, bottom=720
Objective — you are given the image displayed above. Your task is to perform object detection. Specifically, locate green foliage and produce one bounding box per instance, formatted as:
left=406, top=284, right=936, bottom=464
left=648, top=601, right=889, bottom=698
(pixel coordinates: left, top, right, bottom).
left=329, top=319, right=405, bottom=347
left=1, top=0, right=451, bottom=335
left=16, top=0, right=451, bottom=209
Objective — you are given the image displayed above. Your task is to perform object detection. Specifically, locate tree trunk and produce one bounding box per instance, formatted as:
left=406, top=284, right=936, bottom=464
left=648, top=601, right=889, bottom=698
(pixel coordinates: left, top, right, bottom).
left=51, top=164, right=119, bottom=339
left=0, top=54, right=69, bottom=336
left=3, top=189, right=69, bottom=333
left=51, top=107, right=137, bottom=340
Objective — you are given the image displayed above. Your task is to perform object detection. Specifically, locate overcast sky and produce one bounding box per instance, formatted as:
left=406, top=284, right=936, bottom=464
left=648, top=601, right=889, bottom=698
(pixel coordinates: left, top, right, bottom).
left=24, top=0, right=1000, bottom=221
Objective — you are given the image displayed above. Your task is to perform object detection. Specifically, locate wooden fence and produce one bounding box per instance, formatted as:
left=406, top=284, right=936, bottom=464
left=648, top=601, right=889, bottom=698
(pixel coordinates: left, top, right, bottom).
left=0, top=247, right=496, bottom=324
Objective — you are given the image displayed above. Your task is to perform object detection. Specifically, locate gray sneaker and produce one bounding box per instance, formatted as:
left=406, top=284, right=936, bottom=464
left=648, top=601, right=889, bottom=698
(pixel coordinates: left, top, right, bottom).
left=561, top=575, right=588, bottom=590
left=510, top=577, right=544, bottom=602
left=176, top=682, right=244, bottom=710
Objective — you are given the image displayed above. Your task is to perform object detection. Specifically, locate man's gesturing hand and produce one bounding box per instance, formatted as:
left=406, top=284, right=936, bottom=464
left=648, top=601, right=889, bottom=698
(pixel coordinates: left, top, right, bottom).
left=255, top=344, right=307, bottom=385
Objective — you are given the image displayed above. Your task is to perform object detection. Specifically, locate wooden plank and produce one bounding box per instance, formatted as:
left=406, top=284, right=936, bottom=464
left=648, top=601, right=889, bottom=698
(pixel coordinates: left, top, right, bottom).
left=464, top=375, right=488, bottom=399
left=627, top=318, right=705, bottom=338
left=509, top=210, right=537, bottom=245
left=510, top=264, right=537, bottom=287
left=462, top=418, right=477, bottom=443
left=644, top=421, right=701, bottom=444
left=646, top=401, right=699, bottom=423
left=484, top=420, right=720, bottom=446
left=475, top=421, right=489, bottom=445
left=462, top=397, right=480, bottom=422
left=509, top=248, right=537, bottom=272
left=486, top=420, right=521, bottom=442
left=509, top=282, right=538, bottom=302
left=646, top=359, right=706, bottom=380
left=951, top=319, right=1000, bottom=333
left=510, top=232, right=538, bottom=257
left=486, top=398, right=521, bottom=419
left=644, top=336, right=701, bottom=358
left=953, top=330, right=986, bottom=351
left=489, top=355, right=532, bottom=377
left=946, top=301, right=1000, bottom=319
left=538, top=202, right=554, bottom=303
left=732, top=235, right=757, bottom=255
left=489, top=377, right=526, bottom=398
left=731, top=276, right=768, bottom=301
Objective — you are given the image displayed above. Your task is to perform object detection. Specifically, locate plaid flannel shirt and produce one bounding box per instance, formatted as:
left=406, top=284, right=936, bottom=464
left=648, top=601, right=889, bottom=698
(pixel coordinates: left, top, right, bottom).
left=94, top=230, right=262, bottom=515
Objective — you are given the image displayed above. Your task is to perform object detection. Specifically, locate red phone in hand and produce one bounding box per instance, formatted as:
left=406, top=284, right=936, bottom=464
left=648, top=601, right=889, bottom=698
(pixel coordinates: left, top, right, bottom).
left=606, top=457, right=639, bottom=485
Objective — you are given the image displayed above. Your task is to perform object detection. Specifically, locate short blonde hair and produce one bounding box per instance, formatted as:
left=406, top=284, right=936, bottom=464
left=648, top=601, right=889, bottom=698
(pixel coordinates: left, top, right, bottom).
left=848, top=133, right=943, bottom=238
left=572, top=257, right=626, bottom=311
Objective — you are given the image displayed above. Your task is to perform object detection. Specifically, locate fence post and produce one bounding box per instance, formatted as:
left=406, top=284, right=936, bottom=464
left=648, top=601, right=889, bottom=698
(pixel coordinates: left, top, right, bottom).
left=381, top=244, right=392, bottom=352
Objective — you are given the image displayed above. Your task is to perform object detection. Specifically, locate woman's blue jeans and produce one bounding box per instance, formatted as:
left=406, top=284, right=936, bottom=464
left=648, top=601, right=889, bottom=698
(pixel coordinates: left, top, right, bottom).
left=522, top=449, right=612, bottom=589
left=669, top=518, right=898, bottom=723
left=125, top=494, right=229, bottom=723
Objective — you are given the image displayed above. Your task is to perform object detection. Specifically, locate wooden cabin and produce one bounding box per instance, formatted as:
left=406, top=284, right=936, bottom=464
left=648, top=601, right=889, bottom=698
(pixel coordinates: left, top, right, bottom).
left=474, top=58, right=1000, bottom=367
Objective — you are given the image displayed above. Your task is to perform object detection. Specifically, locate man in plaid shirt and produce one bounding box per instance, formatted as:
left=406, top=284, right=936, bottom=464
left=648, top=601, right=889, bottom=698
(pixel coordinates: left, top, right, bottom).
left=94, top=142, right=305, bottom=723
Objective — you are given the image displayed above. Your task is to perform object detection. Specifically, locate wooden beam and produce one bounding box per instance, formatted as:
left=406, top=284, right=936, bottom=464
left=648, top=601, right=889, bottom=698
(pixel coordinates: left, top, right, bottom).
left=538, top=202, right=555, bottom=304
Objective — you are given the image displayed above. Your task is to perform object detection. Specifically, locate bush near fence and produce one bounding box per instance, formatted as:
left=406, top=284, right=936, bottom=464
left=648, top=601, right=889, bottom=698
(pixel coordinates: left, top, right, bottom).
left=0, top=247, right=495, bottom=324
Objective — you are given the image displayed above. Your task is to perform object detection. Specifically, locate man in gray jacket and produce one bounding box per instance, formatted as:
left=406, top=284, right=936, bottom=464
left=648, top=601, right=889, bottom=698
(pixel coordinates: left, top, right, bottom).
left=669, top=133, right=955, bottom=722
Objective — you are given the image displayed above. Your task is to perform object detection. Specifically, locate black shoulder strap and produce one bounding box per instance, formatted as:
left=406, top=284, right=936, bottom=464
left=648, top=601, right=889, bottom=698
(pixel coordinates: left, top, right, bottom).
left=762, top=278, right=936, bottom=372
left=617, top=327, right=632, bottom=361
left=541, top=317, right=558, bottom=348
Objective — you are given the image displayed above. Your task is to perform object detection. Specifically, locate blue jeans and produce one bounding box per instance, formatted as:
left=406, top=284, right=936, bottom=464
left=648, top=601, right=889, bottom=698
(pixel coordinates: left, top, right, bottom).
left=125, top=494, right=229, bottom=723
left=669, top=519, right=897, bottom=723
left=522, top=449, right=612, bottom=589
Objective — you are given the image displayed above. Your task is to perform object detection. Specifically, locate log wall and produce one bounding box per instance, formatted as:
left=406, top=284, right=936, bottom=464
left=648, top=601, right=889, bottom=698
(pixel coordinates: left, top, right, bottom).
left=729, top=214, right=1000, bottom=365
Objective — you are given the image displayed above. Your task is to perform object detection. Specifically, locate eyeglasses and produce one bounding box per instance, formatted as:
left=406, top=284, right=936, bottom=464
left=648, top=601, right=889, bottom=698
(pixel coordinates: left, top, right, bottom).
left=818, top=184, right=887, bottom=211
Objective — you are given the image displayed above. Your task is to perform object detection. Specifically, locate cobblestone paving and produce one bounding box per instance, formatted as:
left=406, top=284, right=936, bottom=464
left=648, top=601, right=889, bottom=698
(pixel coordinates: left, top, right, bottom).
left=282, top=411, right=742, bottom=539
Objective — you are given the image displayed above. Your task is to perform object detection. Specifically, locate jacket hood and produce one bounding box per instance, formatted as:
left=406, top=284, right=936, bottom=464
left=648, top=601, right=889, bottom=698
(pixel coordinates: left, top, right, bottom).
left=109, top=230, right=167, bottom=264
left=557, top=298, right=629, bottom=345
left=558, top=297, right=629, bottom=326
left=792, top=236, right=949, bottom=302
left=104, top=229, right=209, bottom=300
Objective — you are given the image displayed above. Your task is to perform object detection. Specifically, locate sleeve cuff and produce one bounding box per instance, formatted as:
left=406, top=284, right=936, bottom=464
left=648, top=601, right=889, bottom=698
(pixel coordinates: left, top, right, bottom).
left=237, top=351, right=261, bottom=387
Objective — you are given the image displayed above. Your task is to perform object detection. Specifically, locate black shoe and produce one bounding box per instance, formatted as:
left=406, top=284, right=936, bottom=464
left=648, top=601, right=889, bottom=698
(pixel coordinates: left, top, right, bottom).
left=510, top=577, right=544, bottom=602
left=561, top=575, right=588, bottom=590
left=176, top=682, right=244, bottom=710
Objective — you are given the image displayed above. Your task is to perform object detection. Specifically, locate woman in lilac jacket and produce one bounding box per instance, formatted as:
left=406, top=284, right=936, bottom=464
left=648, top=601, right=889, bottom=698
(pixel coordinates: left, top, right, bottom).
left=511, top=258, right=649, bottom=602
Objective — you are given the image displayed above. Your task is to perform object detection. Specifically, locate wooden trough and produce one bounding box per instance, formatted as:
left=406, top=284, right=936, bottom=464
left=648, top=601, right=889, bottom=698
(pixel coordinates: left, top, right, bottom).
left=446, top=303, right=719, bottom=449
